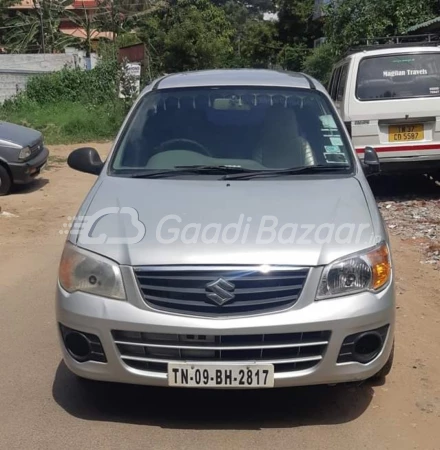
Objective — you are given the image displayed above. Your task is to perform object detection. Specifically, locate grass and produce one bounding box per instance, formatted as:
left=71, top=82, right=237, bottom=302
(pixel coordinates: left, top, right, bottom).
left=0, top=101, right=126, bottom=145
left=45, top=155, right=67, bottom=170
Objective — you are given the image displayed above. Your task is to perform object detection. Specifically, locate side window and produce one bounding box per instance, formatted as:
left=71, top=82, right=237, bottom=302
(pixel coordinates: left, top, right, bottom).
left=329, top=67, right=341, bottom=101
left=336, top=64, right=349, bottom=102
left=328, top=70, right=336, bottom=93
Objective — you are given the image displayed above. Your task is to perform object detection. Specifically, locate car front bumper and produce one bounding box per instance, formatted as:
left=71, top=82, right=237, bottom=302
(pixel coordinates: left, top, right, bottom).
left=56, top=267, right=396, bottom=388
left=8, top=147, right=49, bottom=184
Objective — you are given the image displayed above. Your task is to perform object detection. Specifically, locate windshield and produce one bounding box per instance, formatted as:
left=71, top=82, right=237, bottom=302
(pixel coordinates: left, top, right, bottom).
left=357, top=53, right=440, bottom=101
left=110, top=87, right=353, bottom=175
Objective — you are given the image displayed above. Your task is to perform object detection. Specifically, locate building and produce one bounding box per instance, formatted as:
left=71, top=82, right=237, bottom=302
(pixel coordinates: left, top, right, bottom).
left=0, top=53, right=79, bottom=103
left=7, top=0, right=113, bottom=50
left=407, top=17, right=440, bottom=35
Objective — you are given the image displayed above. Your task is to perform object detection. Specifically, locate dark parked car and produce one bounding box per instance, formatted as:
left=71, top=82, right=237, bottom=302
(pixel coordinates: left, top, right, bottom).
left=0, top=121, right=49, bottom=195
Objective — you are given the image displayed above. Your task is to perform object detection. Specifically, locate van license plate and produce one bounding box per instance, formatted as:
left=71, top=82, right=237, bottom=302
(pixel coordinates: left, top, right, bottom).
left=168, top=363, right=275, bottom=388
left=389, top=124, right=424, bottom=142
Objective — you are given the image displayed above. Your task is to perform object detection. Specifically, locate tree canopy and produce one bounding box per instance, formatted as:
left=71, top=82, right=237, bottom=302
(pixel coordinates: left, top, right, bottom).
left=325, top=0, right=439, bottom=54
left=2, top=0, right=440, bottom=84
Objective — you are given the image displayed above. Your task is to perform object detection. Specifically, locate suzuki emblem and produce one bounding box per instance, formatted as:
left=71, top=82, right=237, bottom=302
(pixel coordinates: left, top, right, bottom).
left=205, top=278, right=236, bottom=306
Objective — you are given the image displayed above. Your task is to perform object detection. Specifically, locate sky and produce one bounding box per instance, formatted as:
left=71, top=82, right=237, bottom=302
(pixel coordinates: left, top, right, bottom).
left=263, top=12, right=278, bottom=21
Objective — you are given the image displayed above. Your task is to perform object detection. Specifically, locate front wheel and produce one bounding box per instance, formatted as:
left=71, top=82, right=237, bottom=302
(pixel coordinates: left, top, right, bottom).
left=0, top=165, right=12, bottom=196
left=370, top=342, right=394, bottom=381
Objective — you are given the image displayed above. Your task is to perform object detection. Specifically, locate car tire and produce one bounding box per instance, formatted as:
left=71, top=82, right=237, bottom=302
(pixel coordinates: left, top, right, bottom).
left=370, top=342, right=394, bottom=381
left=0, top=164, right=12, bottom=196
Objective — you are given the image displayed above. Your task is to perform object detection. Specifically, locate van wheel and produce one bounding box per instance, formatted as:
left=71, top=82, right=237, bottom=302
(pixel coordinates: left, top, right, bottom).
left=0, top=165, right=12, bottom=196
left=370, top=342, right=394, bottom=381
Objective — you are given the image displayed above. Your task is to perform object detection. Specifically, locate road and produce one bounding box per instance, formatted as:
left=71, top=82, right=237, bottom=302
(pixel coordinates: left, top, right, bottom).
left=0, top=143, right=439, bottom=450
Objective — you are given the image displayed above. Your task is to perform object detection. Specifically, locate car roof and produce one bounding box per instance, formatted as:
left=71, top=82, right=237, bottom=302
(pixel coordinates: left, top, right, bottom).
left=148, top=69, right=320, bottom=92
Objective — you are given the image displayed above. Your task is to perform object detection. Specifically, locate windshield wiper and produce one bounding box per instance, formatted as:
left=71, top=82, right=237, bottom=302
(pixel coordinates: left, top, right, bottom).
left=127, top=165, right=254, bottom=179
left=222, top=164, right=351, bottom=180
left=175, top=165, right=255, bottom=172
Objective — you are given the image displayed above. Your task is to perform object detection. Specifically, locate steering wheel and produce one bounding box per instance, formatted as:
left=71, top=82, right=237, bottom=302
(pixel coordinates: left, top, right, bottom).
left=155, top=139, right=211, bottom=156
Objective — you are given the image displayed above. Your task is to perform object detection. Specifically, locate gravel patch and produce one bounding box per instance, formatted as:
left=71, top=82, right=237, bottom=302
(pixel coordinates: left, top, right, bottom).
left=372, top=174, right=440, bottom=270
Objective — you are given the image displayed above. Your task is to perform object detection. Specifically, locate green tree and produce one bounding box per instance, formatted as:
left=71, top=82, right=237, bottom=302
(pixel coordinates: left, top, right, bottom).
left=325, top=0, right=438, bottom=54
left=220, top=0, right=280, bottom=68
left=221, top=0, right=249, bottom=66
left=0, top=0, right=18, bottom=45
left=239, top=19, right=278, bottom=68
left=277, top=43, right=308, bottom=71
left=164, top=0, right=233, bottom=71
left=65, top=2, right=98, bottom=57
left=137, top=0, right=233, bottom=73
left=95, top=0, right=166, bottom=43
left=211, top=0, right=274, bottom=15
left=275, top=0, right=321, bottom=48
left=3, top=0, right=76, bottom=53
left=301, top=42, right=336, bottom=85
left=386, top=0, right=437, bottom=35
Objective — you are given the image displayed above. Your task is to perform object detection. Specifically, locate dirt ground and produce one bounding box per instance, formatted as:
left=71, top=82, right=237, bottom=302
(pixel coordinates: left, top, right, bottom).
left=0, top=142, right=440, bottom=449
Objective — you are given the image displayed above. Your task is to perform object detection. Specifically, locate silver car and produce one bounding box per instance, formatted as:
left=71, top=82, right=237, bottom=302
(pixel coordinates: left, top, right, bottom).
left=56, top=69, right=395, bottom=389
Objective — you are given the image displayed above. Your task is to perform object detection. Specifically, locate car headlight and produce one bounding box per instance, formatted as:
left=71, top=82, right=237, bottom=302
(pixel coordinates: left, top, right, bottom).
left=316, top=242, right=391, bottom=300
left=18, top=146, right=32, bottom=161
left=58, top=242, right=126, bottom=300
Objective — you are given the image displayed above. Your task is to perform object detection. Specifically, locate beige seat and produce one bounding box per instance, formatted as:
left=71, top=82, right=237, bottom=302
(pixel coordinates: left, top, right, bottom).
left=254, top=106, right=315, bottom=168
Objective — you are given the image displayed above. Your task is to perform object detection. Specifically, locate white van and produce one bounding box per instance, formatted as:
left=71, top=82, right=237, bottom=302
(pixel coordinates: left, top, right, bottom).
left=329, top=40, right=440, bottom=172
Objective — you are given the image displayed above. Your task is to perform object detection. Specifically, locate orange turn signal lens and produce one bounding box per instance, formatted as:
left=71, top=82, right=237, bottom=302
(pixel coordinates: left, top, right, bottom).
left=366, top=243, right=391, bottom=290
left=58, top=243, right=81, bottom=292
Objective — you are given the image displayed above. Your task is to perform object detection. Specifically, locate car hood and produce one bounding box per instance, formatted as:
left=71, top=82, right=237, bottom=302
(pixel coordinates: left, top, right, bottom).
left=0, top=121, right=42, bottom=148
left=73, top=176, right=377, bottom=267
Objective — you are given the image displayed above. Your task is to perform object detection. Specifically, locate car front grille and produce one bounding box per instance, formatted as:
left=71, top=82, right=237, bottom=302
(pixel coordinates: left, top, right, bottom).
left=112, top=330, right=331, bottom=374
left=133, top=266, right=309, bottom=316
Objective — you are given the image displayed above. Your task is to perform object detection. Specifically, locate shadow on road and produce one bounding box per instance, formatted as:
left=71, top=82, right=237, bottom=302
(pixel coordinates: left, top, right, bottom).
left=369, top=172, right=440, bottom=202
left=10, top=178, right=49, bottom=195
left=52, top=361, right=374, bottom=429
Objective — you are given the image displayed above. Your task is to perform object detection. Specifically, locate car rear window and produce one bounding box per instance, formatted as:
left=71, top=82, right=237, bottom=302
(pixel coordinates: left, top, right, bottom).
left=356, top=53, right=440, bottom=100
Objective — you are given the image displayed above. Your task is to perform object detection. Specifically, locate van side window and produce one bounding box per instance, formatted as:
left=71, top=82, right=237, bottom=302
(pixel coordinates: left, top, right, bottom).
left=336, top=64, right=349, bottom=102
left=328, top=70, right=336, bottom=96
left=329, top=67, right=341, bottom=100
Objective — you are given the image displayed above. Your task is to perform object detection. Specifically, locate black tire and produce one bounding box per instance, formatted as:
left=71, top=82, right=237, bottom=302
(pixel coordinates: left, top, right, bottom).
left=370, top=342, right=394, bottom=381
left=0, top=164, right=12, bottom=196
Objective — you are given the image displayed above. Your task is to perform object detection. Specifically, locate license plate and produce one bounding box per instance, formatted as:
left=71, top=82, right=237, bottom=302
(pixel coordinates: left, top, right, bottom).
left=168, top=363, right=275, bottom=388
left=389, top=124, right=424, bottom=142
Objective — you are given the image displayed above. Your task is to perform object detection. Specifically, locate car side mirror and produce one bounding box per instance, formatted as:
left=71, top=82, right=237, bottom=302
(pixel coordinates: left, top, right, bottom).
left=362, top=146, right=380, bottom=176
left=67, top=147, right=104, bottom=175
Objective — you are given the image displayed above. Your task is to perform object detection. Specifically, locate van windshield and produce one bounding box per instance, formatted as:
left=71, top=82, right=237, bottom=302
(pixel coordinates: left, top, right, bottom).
left=111, top=87, right=353, bottom=175
left=357, top=53, right=440, bottom=101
